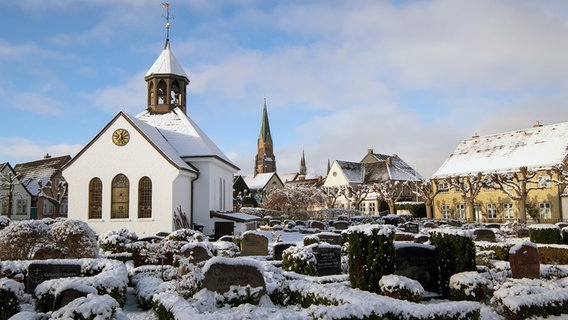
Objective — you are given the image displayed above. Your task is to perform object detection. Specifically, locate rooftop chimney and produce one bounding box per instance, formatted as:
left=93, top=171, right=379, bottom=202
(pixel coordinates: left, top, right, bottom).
left=533, top=121, right=543, bottom=128
left=368, top=148, right=374, bottom=154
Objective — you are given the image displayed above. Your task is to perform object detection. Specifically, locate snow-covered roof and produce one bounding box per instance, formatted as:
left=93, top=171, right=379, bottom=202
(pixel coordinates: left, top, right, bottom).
left=144, top=39, right=188, bottom=79
left=336, top=156, right=421, bottom=185
left=280, top=172, right=299, bottom=183
left=210, top=211, right=261, bottom=222
left=136, top=108, right=238, bottom=170
left=14, top=155, right=70, bottom=196
left=368, top=153, right=423, bottom=181
left=243, top=172, right=281, bottom=190
left=432, top=122, right=568, bottom=178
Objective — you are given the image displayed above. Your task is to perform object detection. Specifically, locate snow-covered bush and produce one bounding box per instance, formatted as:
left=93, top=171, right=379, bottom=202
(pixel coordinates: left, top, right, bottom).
left=344, top=224, right=396, bottom=294
left=379, top=274, right=424, bottom=302
left=0, top=220, right=50, bottom=260
left=0, top=216, right=10, bottom=231
left=476, top=242, right=513, bottom=261
left=211, top=241, right=240, bottom=258
left=303, top=235, right=319, bottom=246
left=282, top=245, right=317, bottom=276
left=98, top=228, right=138, bottom=253
left=50, top=293, right=124, bottom=319
left=429, top=229, right=476, bottom=297
left=164, top=228, right=206, bottom=242
left=0, top=278, right=26, bottom=318
left=50, top=219, right=99, bottom=258
left=528, top=224, right=561, bottom=244
left=449, top=271, right=493, bottom=302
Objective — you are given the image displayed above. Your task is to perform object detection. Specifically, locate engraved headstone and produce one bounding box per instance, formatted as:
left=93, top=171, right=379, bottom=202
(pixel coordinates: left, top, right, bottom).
left=273, top=242, right=296, bottom=261
left=473, top=228, right=496, bottom=242
left=509, top=243, right=540, bottom=279
left=27, top=263, right=82, bottom=294
left=310, top=221, right=326, bottom=230
left=240, top=232, right=269, bottom=256
left=333, top=221, right=350, bottom=230
left=395, top=244, right=439, bottom=293
left=312, top=244, right=342, bottom=276
left=203, top=258, right=266, bottom=295
left=179, top=243, right=213, bottom=265
left=53, top=288, right=94, bottom=311
left=404, top=222, right=420, bottom=234
left=315, top=232, right=343, bottom=245
left=413, top=234, right=429, bottom=244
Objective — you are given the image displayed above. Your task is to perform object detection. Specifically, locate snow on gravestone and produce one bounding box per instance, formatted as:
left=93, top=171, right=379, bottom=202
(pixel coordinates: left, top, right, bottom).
left=394, top=244, right=439, bottom=293
left=312, top=244, right=342, bottom=276
left=273, top=242, right=296, bottom=261
left=27, top=262, right=82, bottom=294
left=310, top=221, right=326, bottom=230
left=178, top=243, right=213, bottom=265
left=333, top=221, right=350, bottom=230
left=202, top=258, right=266, bottom=295
left=473, top=228, right=496, bottom=242
left=240, top=232, right=269, bottom=256
left=315, top=232, right=343, bottom=245
left=509, top=242, right=540, bottom=279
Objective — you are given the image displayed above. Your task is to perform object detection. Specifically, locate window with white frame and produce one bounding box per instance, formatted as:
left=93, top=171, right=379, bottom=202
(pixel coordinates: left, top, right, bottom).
left=538, top=175, right=551, bottom=189
left=456, top=203, right=465, bottom=220
left=439, top=182, right=450, bottom=193
left=441, top=204, right=451, bottom=219
left=474, top=204, right=482, bottom=221
left=369, top=202, right=376, bottom=214
left=359, top=202, right=366, bottom=213
left=16, top=199, right=27, bottom=215
left=43, top=201, right=54, bottom=216
left=539, top=202, right=551, bottom=220
left=487, top=203, right=498, bottom=219
left=503, top=203, right=514, bottom=220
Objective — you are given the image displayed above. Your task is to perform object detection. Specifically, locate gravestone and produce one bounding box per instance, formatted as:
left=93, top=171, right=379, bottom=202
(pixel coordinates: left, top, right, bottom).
left=218, top=235, right=234, bottom=242
left=240, top=232, right=269, bottom=256
left=334, top=221, right=350, bottom=230
left=447, top=220, right=463, bottom=227
left=556, top=222, right=568, bottom=230
left=404, top=222, right=420, bottom=234
left=295, top=220, right=306, bottom=227
left=273, top=242, right=296, bottom=260
left=27, top=263, right=82, bottom=294
left=509, top=243, right=540, bottom=279
left=473, top=228, right=496, bottom=242
left=413, top=234, right=429, bottom=244
left=310, top=221, right=326, bottom=230
left=315, top=232, right=343, bottom=245
left=32, top=247, right=65, bottom=260
left=312, top=244, right=342, bottom=276
left=395, top=244, right=439, bottom=293
left=423, top=221, right=437, bottom=228
left=203, top=259, right=266, bottom=295
left=179, top=243, right=213, bottom=265
left=53, top=288, right=94, bottom=311
left=485, top=223, right=501, bottom=229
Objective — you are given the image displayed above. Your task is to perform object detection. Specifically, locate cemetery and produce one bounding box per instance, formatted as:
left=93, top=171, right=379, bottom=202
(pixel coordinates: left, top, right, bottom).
left=1, top=216, right=568, bottom=319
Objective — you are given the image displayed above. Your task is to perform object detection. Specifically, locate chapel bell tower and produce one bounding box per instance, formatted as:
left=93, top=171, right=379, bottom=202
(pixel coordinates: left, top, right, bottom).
left=144, top=3, right=190, bottom=114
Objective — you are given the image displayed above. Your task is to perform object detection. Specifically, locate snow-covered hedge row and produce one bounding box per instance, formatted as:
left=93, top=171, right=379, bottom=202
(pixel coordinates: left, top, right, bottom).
left=0, top=278, right=27, bottom=318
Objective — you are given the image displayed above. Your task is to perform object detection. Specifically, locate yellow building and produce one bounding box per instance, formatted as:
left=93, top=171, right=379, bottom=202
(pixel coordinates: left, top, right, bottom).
left=432, top=122, right=568, bottom=223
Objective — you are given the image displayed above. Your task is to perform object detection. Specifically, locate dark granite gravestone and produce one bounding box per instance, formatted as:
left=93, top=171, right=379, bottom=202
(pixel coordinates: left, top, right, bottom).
left=333, top=221, right=350, bottom=230
left=32, top=248, right=65, bottom=260
left=315, top=232, right=343, bottom=245
left=423, top=221, right=437, bottom=228
left=485, top=223, right=501, bottom=229
left=556, top=222, right=568, bottom=230
left=310, top=221, right=326, bottom=230
left=413, top=234, right=429, bottom=244
left=394, top=244, right=439, bottom=293
left=447, top=220, right=463, bottom=227
left=404, top=222, right=420, bottom=234
left=202, top=259, right=266, bottom=295
left=240, top=233, right=269, bottom=256
left=312, top=244, right=342, bottom=276
left=27, top=263, right=82, bottom=294
left=218, top=235, right=234, bottom=242
left=53, top=288, right=94, bottom=310
left=179, top=243, right=213, bottom=265
left=509, top=243, right=540, bottom=279
left=473, top=228, right=496, bottom=242
left=273, top=242, right=296, bottom=260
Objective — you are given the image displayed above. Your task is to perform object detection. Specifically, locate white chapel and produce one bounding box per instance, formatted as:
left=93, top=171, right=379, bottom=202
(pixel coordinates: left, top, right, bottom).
left=63, top=33, right=239, bottom=237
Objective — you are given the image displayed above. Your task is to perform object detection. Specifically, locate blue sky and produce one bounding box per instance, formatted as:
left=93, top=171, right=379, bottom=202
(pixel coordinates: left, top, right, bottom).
left=1, top=0, right=568, bottom=178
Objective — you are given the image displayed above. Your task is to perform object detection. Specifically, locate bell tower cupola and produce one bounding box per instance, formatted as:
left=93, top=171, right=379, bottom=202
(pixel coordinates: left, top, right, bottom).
left=144, top=3, right=190, bottom=114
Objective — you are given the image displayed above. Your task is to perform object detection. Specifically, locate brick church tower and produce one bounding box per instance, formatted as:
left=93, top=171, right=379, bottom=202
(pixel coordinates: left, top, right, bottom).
left=254, top=98, right=276, bottom=176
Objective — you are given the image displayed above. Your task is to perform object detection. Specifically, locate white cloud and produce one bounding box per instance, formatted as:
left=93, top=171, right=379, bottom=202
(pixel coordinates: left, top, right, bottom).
left=0, top=137, right=82, bottom=164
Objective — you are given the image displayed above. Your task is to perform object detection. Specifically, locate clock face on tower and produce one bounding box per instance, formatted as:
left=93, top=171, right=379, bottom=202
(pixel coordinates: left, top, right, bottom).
left=112, top=128, right=130, bottom=146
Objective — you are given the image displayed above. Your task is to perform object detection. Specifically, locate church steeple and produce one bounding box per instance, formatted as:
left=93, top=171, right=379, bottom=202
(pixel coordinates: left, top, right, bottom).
left=254, top=98, right=276, bottom=176
left=144, top=3, right=190, bottom=114
left=300, top=150, right=307, bottom=176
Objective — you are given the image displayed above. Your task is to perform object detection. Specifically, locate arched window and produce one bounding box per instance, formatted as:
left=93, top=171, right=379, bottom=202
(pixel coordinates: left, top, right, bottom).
left=157, top=79, right=167, bottom=104
left=111, top=174, right=129, bottom=219
left=138, top=177, right=152, bottom=219
left=88, top=178, right=102, bottom=219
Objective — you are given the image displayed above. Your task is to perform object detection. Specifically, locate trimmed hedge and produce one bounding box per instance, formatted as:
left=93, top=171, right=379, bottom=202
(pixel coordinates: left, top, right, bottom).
left=529, top=225, right=561, bottom=244
left=344, top=224, right=396, bottom=294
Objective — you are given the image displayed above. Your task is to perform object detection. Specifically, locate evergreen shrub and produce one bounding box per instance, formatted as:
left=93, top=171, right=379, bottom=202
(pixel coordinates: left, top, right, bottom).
left=430, top=229, right=476, bottom=297
left=0, top=279, right=23, bottom=319
left=282, top=245, right=317, bottom=276
left=536, top=246, right=568, bottom=265
left=529, top=225, right=561, bottom=244
left=344, top=224, right=396, bottom=294
left=449, top=271, right=492, bottom=302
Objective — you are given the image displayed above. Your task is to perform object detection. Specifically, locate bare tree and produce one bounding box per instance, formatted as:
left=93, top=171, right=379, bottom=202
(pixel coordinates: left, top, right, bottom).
left=340, top=184, right=370, bottom=214
left=447, top=173, right=486, bottom=222
left=0, top=171, right=23, bottom=219
left=372, top=180, right=407, bottom=215
left=411, top=179, right=448, bottom=219
left=38, top=179, right=68, bottom=216
left=491, top=166, right=549, bottom=222
left=262, top=186, right=324, bottom=218
left=320, top=186, right=341, bottom=208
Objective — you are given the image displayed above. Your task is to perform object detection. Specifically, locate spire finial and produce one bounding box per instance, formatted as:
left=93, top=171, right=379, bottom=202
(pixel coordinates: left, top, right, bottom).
left=162, top=3, right=173, bottom=40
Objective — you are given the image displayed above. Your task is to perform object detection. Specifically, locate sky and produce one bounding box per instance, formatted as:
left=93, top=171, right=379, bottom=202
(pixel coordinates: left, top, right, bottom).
left=1, top=0, right=568, bottom=178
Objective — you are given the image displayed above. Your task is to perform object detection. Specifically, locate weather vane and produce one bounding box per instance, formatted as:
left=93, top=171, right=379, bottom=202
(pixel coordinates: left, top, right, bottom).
left=162, top=3, right=174, bottom=40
